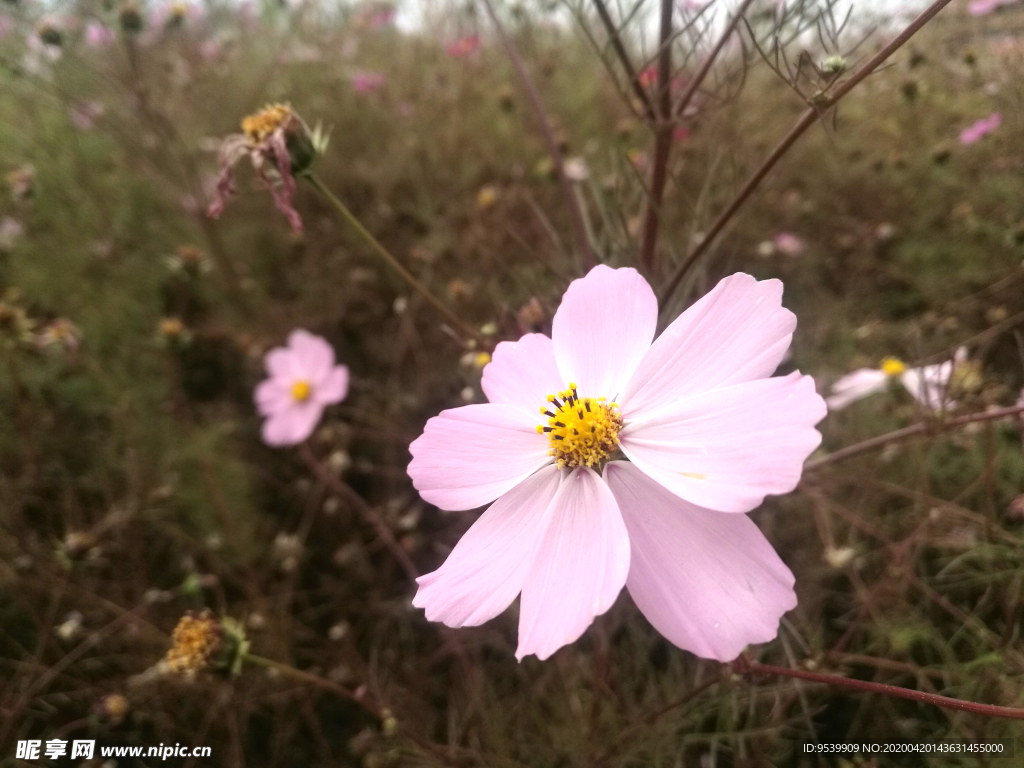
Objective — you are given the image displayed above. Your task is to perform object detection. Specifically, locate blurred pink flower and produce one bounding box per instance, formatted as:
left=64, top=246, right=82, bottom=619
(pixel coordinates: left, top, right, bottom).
left=773, top=232, right=805, bottom=257
left=199, top=38, right=222, bottom=61
left=0, top=16, right=14, bottom=40
left=409, top=266, right=825, bottom=661
left=255, top=330, right=349, bottom=446
left=351, top=71, right=385, bottom=93
left=826, top=349, right=966, bottom=412
left=959, top=112, right=1002, bottom=144
left=69, top=101, right=104, bottom=130
left=673, top=125, right=690, bottom=142
left=968, top=0, right=1013, bottom=14
left=445, top=35, right=479, bottom=57
left=84, top=21, right=115, bottom=46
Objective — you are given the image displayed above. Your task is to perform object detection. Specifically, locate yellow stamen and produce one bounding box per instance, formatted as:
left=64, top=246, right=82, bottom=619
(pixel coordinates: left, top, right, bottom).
left=291, top=380, right=311, bottom=401
left=537, top=383, right=622, bottom=469
left=241, top=104, right=293, bottom=145
left=881, top=357, right=905, bottom=376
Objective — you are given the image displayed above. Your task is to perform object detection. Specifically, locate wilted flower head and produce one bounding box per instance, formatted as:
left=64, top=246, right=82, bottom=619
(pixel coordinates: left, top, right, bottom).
left=118, top=2, right=145, bottom=33
left=959, top=112, right=1002, bottom=145
left=166, top=610, right=222, bottom=674
left=445, top=34, right=480, bottom=57
left=826, top=349, right=969, bottom=412
left=98, top=693, right=130, bottom=723
left=350, top=70, right=385, bottom=93
left=37, top=318, right=80, bottom=354
left=254, top=329, right=349, bottom=446
left=409, top=266, right=825, bottom=661
left=85, top=21, right=116, bottom=46
left=164, top=244, right=211, bottom=276
left=208, top=104, right=326, bottom=232
left=36, top=18, right=64, bottom=47
left=563, top=157, right=589, bottom=181
left=476, top=184, right=498, bottom=209
left=7, top=165, right=35, bottom=202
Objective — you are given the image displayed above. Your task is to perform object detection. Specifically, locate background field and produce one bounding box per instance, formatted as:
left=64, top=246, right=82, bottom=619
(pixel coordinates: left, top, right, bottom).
left=2, top=0, right=1024, bottom=764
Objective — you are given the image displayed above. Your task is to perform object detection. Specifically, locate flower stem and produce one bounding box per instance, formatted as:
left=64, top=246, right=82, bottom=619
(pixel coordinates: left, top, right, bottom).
left=806, top=404, right=1024, bottom=471
left=305, top=174, right=482, bottom=345
left=733, top=657, right=1024, bottom=720
left=243, top=653, right=381, bottom=718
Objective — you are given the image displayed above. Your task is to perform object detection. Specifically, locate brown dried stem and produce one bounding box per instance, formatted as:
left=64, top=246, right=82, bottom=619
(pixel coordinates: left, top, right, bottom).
left=805, top=404, right=1024, bottom=471
left=481, top=0, right=595, bottom=271
left=659, top=0, right=957, bottom=303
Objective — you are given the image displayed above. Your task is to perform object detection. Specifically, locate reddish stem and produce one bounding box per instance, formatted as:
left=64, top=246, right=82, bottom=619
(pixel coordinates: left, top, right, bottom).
left=735, top=658, right=1024, bottom=720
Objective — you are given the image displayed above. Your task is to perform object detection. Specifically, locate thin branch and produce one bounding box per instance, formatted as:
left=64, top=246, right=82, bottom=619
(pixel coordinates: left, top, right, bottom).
left=481, top=0, right=595, bottom=271
left=734, top=657, right=1024, bottom=720
left=592, top=0, right=656, bottom=118
left=298, top=444, right=419, bottom=583
left=659, top=0, right=957, bottom=303
left=637, top=0, right=674, bottom=270
left=805, top=404, right=1024, bottom=471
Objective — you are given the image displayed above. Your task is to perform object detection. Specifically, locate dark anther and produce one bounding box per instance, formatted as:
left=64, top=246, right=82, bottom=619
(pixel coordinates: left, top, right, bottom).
left=585, top=402, right=591, bottom=412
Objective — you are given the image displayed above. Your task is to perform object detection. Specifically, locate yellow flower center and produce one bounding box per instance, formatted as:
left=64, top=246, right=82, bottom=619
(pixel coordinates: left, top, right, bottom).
left=241, top=104, right=293, bottom=144
left=535, top=383, right=623, bottom=469
left=291, top=380, right=312, bottom=401
left=881, top=357, right=906, bottom=376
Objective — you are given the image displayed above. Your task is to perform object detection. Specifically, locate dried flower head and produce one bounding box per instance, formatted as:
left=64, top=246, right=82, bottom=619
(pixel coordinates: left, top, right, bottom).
left=98, top=693, right=129, bottom=723
left=118, top=2, right=144, bottom=32
left=166, top=611, right=223, bottom=674
left=7, top=165, right=35, bottom=202
left=37, top=318, right=80, bottom=354
left=208, top=104, right=326, bottom=232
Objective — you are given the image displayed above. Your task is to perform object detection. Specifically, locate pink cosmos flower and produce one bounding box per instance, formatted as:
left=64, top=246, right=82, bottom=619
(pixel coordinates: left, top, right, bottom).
left=69, top=101, right=104, bottom=130
left=968, top=0, right=1013, bottom=14
left=84, top=21, right=116, bottom=46
left=959, top=112, right=1002, bottom=144
left=351, top=71, right=385, bottom=93
left=826, top=348, right=966, bottom=412
left=774, top=232, right=805, bottom=257
left=445, top=35, right=480, bottom=57
left=255, top=330, right=349, bottom=446
left=409, top=266, right=826, bottom=661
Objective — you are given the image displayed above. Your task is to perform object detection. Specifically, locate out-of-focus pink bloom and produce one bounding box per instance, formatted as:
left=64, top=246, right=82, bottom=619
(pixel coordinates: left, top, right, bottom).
left=638, top=66, right=658, bottom=87
left=69, top=101, right=104, bottom=130
left=355, top=4, right=396, bottom=28
left=238, top=1, right=258, bottom=30
left=85, top=21, right=116, bottom=46
left=679, top=0, right=712, bottom=10
left=826, top=349, right=967, bottom=412
left=395, top=101, right=414, bottom=117
left=969, top=0, right=1013, bottom=14
left=208, top=104, right=312, bottom=232
left=773, top=232, right=805, bottom=257
left=445, top=35, right=479, bottom=57
left=0, top=16, right=15, bottom=40
left=959, top=112, right=1002, bottom=144
left=0, top=217, right=24, bottom=251
left=409, top=266, right=825, bottom=661
left=351, top=70, right=385, bottom=93
left=199, top=38, right=222, bottom=61
left=255, top=330, right=349, bottom=446
left=673, top=125, right=690, bottom=142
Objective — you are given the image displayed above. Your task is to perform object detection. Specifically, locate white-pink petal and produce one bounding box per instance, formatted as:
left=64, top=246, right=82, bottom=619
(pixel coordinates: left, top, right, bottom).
left=605, top=461, right=796, bottom=661
left=621, top=273, right=795, bottom=418
left=620, top=372, right=825, bottom=513
left=255, top=377, right=293, bottom=416
left=412, top=465, right=562, bottom=627
left=481, top=333, right=563, bottom=415
left=551, top=265, right=656, bottom=400
left=288, top=329, right=335, bottom=383
left=408, top=404, right=552, bottom=511
left=826, top=368, right=889, bottom=411
left=261, top=401, right=325, bottom=446
left=516, top=467, right=630, bottom=660
left=314, top=366, right=349, bottom=404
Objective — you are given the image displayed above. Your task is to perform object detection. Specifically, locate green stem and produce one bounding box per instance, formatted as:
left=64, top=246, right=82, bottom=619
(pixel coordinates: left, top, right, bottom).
left=306, top=174, right=482, bottom=345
